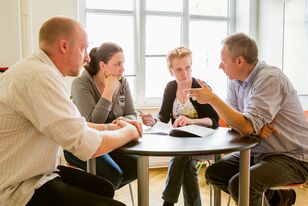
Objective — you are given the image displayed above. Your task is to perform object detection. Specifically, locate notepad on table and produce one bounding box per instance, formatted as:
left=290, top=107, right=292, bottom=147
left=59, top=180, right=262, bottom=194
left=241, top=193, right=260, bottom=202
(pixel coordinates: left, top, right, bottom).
left=143, top=121, right=215, bottom=137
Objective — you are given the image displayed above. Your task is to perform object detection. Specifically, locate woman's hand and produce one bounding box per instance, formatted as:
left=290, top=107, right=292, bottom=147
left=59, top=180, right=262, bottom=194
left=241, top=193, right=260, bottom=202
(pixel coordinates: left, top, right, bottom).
left=107, top=123, right=121, bottom=130
left=173, top=115, right=192, bottom=127
left=112, top=116, right=127, bottom=123
left=140, top=113, right=156, bottom=126
left=102, top=75, right=119, bottom=100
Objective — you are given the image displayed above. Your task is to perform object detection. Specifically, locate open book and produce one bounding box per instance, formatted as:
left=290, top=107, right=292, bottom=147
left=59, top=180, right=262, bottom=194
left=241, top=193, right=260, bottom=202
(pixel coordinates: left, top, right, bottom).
left=143, top=121, right=215, bottom=137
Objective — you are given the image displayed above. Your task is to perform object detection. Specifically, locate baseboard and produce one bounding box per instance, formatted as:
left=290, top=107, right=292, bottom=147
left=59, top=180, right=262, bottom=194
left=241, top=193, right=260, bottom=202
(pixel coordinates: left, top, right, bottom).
left=149, top=156, right=171, bottom=168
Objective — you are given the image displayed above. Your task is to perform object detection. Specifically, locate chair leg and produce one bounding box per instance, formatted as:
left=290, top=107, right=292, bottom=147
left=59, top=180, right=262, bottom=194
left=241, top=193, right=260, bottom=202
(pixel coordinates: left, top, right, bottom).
left=227, top=195, right=231, bottom=206
left=261, top=192, right=265, bottom=206
left=129, top=183, right=135, bottom=206
left=209, top=183, right=212, bottom=206
left=196, top=161, right=206, bottom=174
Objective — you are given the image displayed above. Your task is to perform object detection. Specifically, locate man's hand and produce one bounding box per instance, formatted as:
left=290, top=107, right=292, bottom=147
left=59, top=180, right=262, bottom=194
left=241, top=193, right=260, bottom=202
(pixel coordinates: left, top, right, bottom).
left=185, top=79, right=214, bottom=104
left=113, top=118, right=142, bottom=137
left=116, top=120, right=141, bottom=141
left=173, top=115, right=192, bottom=127
left=259, top=122, right=279, bottom=139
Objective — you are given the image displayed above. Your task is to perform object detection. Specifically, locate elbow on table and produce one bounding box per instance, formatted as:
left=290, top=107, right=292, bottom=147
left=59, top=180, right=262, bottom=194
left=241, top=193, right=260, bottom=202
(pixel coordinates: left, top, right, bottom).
left=237, top=127, right=254, bottom=137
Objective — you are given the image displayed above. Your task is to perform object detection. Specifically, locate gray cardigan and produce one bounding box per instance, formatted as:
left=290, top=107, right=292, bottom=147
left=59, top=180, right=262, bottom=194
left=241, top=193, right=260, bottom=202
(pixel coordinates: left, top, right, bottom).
left=71, top=69, right=136, bottom=123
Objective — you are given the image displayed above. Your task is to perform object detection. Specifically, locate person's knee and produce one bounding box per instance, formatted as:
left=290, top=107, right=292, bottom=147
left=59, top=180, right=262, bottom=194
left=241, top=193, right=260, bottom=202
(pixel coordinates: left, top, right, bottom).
left=228, top=174, right=239, bottom=201
left=107, top=170, right=124, bottom=190
left=204, top=164, right=216, bottom=184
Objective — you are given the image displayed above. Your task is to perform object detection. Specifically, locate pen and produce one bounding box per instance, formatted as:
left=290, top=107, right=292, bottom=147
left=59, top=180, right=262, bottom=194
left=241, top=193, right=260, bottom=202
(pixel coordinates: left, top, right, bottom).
left=137, top=110, right=144, bottom=115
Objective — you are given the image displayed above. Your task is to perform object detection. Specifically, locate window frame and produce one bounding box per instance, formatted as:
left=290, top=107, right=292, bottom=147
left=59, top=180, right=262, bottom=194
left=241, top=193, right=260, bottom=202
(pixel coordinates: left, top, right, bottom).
left=78, top=0, right=235, bottom=107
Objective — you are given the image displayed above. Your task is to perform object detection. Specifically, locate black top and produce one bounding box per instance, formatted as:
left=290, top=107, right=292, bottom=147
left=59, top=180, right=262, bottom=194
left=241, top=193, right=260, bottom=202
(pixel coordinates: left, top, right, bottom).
left=157, top=78, right=219, bottom=128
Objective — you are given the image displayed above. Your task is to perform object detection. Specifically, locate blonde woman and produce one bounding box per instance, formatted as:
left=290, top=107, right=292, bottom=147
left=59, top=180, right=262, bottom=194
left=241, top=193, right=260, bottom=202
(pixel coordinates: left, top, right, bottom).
left=141, top=46, right=219, bottom=206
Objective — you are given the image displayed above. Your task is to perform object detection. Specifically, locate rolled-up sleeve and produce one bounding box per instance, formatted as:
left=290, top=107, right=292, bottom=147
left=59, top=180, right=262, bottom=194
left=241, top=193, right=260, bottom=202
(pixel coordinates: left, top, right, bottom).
left=243, top=72, right=289, bottom=135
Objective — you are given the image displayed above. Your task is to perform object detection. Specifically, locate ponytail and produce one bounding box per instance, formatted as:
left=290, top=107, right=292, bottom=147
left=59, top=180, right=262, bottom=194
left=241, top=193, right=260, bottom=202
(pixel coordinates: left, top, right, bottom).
left=84, top=47, right=100, bottom=75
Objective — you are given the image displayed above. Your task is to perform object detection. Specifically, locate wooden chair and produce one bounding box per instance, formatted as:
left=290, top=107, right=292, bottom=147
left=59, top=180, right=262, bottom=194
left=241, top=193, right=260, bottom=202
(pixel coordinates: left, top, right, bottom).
left=260, top=182, right=308, bottom=206
left=304, top=110, right=308, bottom=121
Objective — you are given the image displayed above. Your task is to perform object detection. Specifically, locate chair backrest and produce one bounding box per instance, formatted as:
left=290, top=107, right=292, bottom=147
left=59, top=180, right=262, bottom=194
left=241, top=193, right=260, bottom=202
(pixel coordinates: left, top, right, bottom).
left=304, top=110, right=308, bottom=122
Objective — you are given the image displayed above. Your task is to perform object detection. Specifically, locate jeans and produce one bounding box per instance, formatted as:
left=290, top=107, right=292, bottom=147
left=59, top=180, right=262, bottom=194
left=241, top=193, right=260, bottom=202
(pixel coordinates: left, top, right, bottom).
left=205, top=153, right=308, bottom=206
left=162, top=156, right=202, bottom=206
left=64, top=150, right=137, bottom=189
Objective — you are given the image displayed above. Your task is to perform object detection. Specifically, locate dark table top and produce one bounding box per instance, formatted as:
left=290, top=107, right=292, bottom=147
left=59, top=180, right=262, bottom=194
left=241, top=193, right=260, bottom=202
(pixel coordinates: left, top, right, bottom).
left=115, top=127, right=260, bottom=156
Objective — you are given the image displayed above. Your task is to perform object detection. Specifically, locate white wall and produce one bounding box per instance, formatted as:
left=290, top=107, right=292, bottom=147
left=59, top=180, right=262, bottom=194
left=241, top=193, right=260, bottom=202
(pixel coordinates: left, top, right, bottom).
left=30, top=0, right=78, bottom=93
left=258, top=0, right=308, bottom=109
left=258, top=0, right=284, bottom=68
left=0, top=0, right=78, bottom=92
left=234, top=0, right=258, bottom=39
left=30, top=0, right=78, bottom=51
left=0, top=0, right=21, bottom=67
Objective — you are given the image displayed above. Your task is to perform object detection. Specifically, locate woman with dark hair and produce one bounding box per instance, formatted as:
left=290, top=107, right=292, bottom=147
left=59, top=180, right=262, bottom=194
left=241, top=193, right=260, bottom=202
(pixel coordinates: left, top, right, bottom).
left=64, top=42, right=137, bottom=190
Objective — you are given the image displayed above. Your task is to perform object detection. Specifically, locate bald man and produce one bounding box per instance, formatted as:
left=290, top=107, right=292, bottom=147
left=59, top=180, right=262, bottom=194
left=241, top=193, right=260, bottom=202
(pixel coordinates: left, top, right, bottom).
left=0, top=17, right=141, bottom=206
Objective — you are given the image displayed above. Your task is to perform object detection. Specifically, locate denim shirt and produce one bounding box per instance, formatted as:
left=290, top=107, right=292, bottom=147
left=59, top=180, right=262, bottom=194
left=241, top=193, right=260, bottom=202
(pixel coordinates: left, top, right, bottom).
left=227, top=61, right=308, bottom=162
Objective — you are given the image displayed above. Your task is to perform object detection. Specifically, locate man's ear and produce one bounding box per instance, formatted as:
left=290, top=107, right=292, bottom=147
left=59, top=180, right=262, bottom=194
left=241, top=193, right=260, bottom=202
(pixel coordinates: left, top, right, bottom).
left=237, top=56, right=245, bottom=67
left=58, top=39, right=68, bottom=54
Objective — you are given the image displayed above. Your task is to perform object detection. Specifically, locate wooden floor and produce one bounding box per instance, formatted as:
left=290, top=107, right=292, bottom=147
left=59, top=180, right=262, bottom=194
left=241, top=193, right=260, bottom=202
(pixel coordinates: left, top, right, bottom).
left=114, top=167, right=308, bottom=206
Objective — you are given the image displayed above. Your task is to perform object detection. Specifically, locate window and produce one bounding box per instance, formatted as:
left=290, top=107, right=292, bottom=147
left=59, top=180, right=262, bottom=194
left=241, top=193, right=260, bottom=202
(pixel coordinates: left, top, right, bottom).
left=283, top=0, right=308, bottom=95
left=79, top=0, right=233, bottom=106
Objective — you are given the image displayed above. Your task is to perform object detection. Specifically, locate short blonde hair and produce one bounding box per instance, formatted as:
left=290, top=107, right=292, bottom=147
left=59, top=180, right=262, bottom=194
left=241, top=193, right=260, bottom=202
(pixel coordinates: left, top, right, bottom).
left=166, top=46, right=192, bottom=69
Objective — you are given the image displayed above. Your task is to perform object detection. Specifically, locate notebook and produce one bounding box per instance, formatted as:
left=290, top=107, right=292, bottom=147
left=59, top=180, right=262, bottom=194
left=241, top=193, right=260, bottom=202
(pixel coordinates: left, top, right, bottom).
left=143, top=121, right=215, bottom=137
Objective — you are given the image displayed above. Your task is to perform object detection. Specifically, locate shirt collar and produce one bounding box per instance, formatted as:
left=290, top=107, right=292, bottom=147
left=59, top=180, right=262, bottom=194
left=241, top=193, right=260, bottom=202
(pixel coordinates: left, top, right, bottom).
left=235, top=60, right=262, bottom=87
left=33, top=49, right=65, bottom=79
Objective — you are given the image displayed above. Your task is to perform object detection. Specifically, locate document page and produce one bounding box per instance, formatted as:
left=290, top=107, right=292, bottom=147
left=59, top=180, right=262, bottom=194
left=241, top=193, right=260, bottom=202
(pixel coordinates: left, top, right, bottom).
left=170, top=124, right=215, bottom=137
left=142, top=121, right=173, bottom=135
left=143, top=122, right=215, bottom=137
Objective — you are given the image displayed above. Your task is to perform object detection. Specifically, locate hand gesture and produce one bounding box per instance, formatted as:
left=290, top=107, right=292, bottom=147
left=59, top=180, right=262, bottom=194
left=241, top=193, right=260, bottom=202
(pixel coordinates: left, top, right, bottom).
left=185, top=79, right=214, bottom=104
left=173, top=115, right=192, bottom=127
left=140, top=113, right=156, bottom=126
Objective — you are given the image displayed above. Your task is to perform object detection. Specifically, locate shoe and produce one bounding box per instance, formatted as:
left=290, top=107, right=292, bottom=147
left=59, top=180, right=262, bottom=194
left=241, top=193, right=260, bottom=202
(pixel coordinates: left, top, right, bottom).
left=270, top=189, right=296, bottom=206
left=163, top=200, right=174, bottom=206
